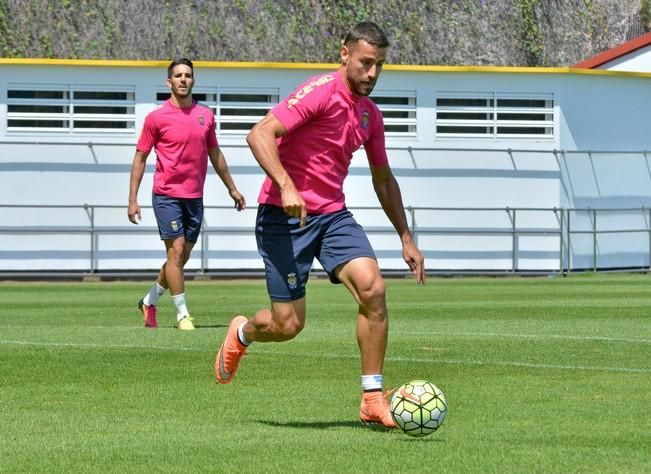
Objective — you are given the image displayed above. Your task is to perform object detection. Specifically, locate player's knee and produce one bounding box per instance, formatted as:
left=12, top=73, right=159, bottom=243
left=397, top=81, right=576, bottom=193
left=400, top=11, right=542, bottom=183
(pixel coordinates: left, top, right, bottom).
left=167, top=252, right=183, bottom=267
left=277, top=317, right=304, bottom=340
left=358, top=277, right=386, bottom=309
left=166, top=244, right=186, bottom=266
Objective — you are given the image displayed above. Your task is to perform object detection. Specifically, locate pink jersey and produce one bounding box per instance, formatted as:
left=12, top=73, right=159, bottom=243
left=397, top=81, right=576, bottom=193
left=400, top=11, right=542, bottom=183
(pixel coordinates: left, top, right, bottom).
left=258, top=71, right=389, bottom=214
left=137, top=99, right=218, bottom=198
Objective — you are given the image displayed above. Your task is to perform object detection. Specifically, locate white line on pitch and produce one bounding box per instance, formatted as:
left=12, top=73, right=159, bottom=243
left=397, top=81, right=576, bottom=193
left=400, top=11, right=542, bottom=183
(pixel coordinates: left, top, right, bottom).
left=2, top=339, right=649, bottom=374
left=253, top=350, right=651, bottom=374
left=386, top=355, right=651, bottom=374
left=401, top=331, right=651, bottom=344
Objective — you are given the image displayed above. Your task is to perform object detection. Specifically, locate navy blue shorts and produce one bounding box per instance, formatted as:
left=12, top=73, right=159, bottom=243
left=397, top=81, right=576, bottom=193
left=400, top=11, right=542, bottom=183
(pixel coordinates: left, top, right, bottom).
left=152, top=194, right=203, bottom=243
left=255, top=204, right=377, bottom=301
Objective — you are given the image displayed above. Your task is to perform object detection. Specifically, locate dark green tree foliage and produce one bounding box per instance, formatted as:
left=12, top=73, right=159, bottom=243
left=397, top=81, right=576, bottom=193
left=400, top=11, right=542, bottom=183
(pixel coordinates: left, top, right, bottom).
left=641, top=0, right=651, bottom=29
left=0, top=0, right=643, bottom=66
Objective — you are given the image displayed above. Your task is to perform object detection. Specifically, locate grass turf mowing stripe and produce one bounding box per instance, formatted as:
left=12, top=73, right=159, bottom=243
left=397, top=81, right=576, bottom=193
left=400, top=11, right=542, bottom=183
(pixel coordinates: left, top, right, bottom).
left=2, top=275, right=651, bottom=473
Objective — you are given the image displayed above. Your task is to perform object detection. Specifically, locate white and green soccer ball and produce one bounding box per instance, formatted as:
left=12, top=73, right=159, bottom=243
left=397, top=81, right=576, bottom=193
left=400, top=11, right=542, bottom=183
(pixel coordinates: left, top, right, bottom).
left=390, top=380, right=447, bottom=437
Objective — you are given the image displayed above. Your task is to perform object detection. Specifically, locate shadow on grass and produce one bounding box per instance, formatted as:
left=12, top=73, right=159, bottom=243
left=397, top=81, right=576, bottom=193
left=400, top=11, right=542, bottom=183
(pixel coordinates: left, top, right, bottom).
left=257, top=419, right=398, bottom=433
left=256, top=419, right=444, bottom=441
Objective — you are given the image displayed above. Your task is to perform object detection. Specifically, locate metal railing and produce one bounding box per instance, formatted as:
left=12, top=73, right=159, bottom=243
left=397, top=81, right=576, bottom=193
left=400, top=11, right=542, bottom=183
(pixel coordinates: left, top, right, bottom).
left=2, top=138, right=649, bottom=155
left=564, top=207, right=651, bottom=273
left=2, top=204, right=651, bottom=276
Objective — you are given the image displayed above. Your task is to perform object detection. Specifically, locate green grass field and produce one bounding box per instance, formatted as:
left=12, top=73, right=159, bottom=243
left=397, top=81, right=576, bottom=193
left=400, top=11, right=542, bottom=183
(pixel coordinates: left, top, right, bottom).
left=1, top=274, right=650, bottom=473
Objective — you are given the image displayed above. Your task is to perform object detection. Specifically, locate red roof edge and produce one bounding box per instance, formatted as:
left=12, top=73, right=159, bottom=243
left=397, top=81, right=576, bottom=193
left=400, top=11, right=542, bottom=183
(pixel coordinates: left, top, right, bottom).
left=573, top=31, right=651, bottom=68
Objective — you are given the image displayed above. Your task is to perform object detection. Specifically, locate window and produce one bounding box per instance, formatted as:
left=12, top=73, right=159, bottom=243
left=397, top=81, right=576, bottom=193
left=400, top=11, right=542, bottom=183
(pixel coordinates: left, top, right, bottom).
left=435, top=92, right=554, bottom=139
left=371, top=92, right=417, bottom=136
left=218, top=90, right=278, bottom=133
left=7, top=89, right=70, bottom=130
left=157, top=88, right=278, bottom=133
left=7, top=85, right=136, bottom=132
left=72, top=90, right=135, bottom=130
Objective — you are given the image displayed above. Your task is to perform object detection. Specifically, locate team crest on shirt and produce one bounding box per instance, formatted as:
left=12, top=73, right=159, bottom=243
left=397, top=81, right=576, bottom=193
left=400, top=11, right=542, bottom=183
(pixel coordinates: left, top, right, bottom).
left=361, top=111, right=370, bottom=129
left=198, top=115, right=205, bottom=125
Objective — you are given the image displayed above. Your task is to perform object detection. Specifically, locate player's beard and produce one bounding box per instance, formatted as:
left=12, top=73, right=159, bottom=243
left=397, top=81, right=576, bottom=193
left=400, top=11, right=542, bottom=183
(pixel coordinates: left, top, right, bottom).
left=353, top=79, right=375, bottom=97
left=172, top=83, right=192, bottom=98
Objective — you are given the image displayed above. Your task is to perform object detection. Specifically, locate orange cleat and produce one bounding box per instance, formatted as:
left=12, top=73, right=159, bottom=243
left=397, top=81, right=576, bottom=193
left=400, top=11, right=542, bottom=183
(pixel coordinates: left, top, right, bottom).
left=215, top=315, right=248, bottom=384
left=138, top=299, right=158, bottom=328
left=359, top=390, right=397, bottom=428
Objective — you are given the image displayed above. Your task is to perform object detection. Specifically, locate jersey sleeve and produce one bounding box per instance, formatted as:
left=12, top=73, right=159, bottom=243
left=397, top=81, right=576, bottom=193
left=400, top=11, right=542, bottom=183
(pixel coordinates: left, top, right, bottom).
left=270, top=74, right=335, bottom=133
left=206, top=109, right=218, bottom=149
left=364, top=107, right=389, bottom=167
left=136, top=112, right=158, bottom=154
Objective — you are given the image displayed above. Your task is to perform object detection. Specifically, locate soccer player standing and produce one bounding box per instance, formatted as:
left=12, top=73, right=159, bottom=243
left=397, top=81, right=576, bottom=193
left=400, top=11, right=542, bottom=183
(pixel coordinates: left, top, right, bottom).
left=128, top=58, right=246, bottom=330
left=215, top=22, right=425, bottom=427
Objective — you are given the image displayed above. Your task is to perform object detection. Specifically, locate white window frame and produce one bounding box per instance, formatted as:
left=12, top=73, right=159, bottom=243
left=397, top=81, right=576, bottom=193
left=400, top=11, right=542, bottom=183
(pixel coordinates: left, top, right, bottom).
left=371, top=90, right=417, bottom=137
left=217, top=87, right=278, bottom=135
left=435, top=91, right=554, bottom=140
left=6, top=83, right=136, bottom=134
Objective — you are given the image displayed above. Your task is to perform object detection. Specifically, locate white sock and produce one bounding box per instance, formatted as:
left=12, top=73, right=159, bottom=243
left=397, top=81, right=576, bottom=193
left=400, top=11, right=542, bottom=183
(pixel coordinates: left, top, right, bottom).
left=237, top=321, right=251, bottom=346
left=143, top=282, right=166, bottom=306
left=362, top=374, right=383, bottom=392
left=172, top=293, right=190, bottom=321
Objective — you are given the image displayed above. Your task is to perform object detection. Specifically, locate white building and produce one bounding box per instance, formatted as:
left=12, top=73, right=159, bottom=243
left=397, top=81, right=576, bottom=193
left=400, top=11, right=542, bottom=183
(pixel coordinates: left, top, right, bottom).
left=574, top=31, right=651, bottom=72
left=1, top=56, right=650, bottom=275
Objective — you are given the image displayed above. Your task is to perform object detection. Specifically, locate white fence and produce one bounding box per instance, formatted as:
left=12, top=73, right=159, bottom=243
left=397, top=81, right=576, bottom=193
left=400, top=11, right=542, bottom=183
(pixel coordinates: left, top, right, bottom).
left=1, top=204, right=650, bottom=277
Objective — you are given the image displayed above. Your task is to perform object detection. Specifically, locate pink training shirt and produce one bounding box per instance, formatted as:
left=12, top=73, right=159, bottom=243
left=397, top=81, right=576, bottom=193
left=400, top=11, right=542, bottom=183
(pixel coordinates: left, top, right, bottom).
left=137, top=99, right=218, bottom=198
left=258, top=71, right=389, bottom=214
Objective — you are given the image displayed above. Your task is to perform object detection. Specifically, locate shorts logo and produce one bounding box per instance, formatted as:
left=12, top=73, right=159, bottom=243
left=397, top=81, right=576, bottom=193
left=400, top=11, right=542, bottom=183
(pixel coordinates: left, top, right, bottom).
left=198, top=115, right=204, bottom=125
left=287, top=272, right=298, bottom=289
left=361, top=111, right=369, bottom=129
left=170, top=220, right=179, bottom=231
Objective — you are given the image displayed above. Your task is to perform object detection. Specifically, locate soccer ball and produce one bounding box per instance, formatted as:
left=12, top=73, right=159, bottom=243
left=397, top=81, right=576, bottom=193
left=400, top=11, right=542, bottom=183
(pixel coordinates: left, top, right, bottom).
left=390, top=380, right=447, bottom=437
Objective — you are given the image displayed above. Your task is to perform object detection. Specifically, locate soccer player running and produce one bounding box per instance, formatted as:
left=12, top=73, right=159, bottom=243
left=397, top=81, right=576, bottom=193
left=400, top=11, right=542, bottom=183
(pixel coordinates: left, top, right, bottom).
left=128, top=58, right=246, bottom=330
left=214, top=22, right=425, bottom=427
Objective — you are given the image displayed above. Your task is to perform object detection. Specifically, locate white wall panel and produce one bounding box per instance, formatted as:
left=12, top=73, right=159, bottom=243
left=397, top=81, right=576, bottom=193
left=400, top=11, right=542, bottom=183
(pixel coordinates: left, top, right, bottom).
left=2, top=61, right=651, bottom=272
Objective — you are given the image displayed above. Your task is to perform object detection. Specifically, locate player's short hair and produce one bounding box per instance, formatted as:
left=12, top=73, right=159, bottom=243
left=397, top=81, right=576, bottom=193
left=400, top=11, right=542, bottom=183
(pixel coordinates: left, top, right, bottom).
left=343, top=21, right=390, bottom=49
left=167, top=58, right=193, bottom=78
